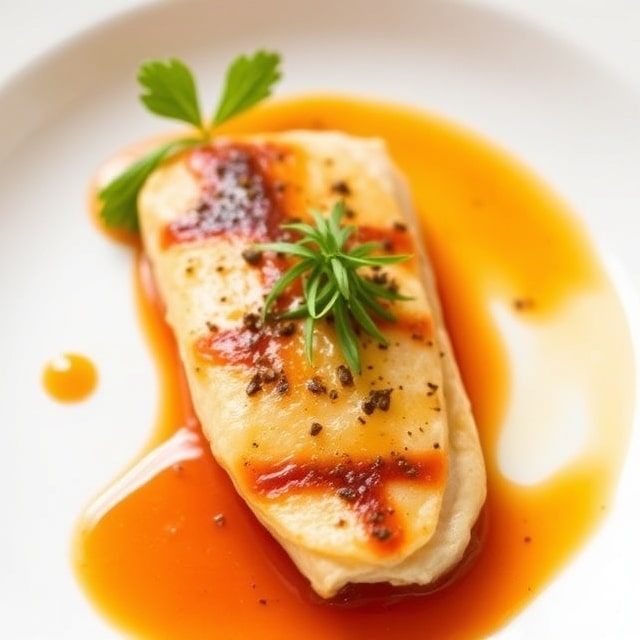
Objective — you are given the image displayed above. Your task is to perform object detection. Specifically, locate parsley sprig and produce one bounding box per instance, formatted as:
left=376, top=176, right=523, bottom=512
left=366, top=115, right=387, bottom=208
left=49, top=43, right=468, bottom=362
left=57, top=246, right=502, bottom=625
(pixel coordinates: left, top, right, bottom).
left=99, top=51, right=282, bottom=232
left=257, top=202, right=412, bottom=374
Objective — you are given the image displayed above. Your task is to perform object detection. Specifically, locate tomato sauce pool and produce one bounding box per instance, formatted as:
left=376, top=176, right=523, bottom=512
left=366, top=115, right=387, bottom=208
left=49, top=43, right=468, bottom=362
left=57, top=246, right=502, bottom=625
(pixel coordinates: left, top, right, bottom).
left=74, top=96, right=635, bottom=639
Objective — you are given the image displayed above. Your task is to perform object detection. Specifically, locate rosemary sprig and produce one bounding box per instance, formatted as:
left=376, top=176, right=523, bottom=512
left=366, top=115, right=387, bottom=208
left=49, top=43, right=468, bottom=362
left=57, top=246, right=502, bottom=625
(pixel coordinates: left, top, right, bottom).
left=257, top=202, right=412, bottom=374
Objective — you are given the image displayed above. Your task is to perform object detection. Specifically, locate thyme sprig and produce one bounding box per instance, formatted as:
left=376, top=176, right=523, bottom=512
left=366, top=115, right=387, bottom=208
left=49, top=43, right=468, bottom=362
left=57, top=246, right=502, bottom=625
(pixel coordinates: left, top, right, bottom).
left=257, top=202, right=412, bottom=374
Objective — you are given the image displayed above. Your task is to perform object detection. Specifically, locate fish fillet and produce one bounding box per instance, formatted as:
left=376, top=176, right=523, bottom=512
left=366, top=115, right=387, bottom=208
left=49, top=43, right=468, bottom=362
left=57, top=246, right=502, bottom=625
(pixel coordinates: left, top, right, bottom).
left=137, top=130, right=486, bottom=598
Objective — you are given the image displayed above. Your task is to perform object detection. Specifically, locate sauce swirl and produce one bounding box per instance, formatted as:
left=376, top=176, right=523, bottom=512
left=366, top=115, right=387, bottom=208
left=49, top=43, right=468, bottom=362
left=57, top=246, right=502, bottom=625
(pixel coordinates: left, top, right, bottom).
left=74, top=95, right=635, bottom=639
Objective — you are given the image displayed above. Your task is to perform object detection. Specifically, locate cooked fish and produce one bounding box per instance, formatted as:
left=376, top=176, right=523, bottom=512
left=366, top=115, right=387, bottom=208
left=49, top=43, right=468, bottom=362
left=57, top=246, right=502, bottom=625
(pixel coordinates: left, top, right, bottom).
left=138, top=130, right=486, bottom=598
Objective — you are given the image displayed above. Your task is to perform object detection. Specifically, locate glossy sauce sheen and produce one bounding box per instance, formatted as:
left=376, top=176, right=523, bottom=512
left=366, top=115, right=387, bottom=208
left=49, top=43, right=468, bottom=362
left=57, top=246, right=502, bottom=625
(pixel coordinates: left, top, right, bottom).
left=75, top=96, right=634, bottom=639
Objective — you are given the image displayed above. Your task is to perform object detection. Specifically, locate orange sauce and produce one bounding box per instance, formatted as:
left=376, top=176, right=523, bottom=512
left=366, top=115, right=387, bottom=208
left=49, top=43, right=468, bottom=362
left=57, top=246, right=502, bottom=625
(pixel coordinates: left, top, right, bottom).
left=42, top=352, right=98, bottom=402
left=74, top=96, right=635, bottom=639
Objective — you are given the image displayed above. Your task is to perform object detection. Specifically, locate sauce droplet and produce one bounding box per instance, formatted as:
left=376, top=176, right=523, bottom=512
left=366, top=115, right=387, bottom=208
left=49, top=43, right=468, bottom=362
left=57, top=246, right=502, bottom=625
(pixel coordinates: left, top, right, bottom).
left=42, top=353, right=98, bottom=402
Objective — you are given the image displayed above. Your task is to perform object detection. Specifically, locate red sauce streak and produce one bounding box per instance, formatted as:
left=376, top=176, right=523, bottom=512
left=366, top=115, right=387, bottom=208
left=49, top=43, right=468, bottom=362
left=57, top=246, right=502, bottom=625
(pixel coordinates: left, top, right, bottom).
left=249, top=452, right=446, bottom=552
left=196, top=324, right=284, bottom=368
left=162, top=143, right=291, bottom=246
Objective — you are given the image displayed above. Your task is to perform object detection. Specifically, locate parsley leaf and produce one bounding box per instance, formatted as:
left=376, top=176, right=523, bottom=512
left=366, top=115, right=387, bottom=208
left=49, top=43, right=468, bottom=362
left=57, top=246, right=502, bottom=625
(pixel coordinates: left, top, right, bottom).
left=138, top=59, right=203, bottom=131
left=213, top=51, right=282, bottom=125
left=98, top=138, right=196, bottom=232
left=99, top=50, right=282, bottom=231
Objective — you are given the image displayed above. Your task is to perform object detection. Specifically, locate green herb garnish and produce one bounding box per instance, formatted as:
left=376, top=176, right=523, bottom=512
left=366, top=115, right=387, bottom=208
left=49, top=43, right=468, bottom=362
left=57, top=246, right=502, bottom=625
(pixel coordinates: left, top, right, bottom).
left=99, top=51, right=282, bottom=232
left=257, top=202, right=412, bottom=374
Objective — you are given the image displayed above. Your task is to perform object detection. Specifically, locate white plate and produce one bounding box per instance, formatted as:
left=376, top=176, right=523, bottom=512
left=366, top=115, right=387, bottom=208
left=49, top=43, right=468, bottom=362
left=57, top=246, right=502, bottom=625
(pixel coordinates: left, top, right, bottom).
left=1, top=1, right=638, bottom=638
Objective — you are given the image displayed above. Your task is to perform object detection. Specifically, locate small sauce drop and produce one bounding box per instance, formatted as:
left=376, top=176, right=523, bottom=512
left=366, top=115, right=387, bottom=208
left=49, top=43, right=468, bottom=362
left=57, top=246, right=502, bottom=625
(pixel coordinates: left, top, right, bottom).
left=74, top=95, right=635, bottom=639
left=42, top=352, right=98, bottom=402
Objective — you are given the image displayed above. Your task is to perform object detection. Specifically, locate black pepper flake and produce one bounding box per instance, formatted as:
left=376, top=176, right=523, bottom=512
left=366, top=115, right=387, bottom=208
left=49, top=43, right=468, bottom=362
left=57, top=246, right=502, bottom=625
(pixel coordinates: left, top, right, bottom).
left=372, top=527, right=392, bottom=541
left=277, top=373, right=289, bottom=394
left=205, top=321, right=219, bottom=333
left=336, top=364, right=354, bottom=387
left=376, top=389, right=393, bottom=410
left=514, top=297, right=535, bottom=311
left=344, top=206, right=357, bottom=219
left=369, top=271, right=388, bottom=286
left=246, top=374, right=262, bottom=396
left=330, top=180, right=351, bottom=196
left=381, top=239, right=393, bottom=252
left=258, top=598, right=267, bottom=605
left=337, top=487, right=358, bottom=502
left=427, top=382, right=439, bottom=396
left=241, top=247, right=263, bottom=266
left=393, top=221, right=407, bottom=232
left=275, top=321, right=295, bottom=337
left=362, top=400, right=375, bottom=415
left=433, top=442, right=440, bottom=449
left=306, top=376, right=327, bottom=395
left=357, top=416, right=366, bottom=425
left=361, top=388, right=393, bottom=415
left=242, top=312, right=262, bottom=332
left=310, top=422, right=323, bottom=436
left=329, top=389, right=339, bottom=400
left=524, top=536, right=532, bottom=543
